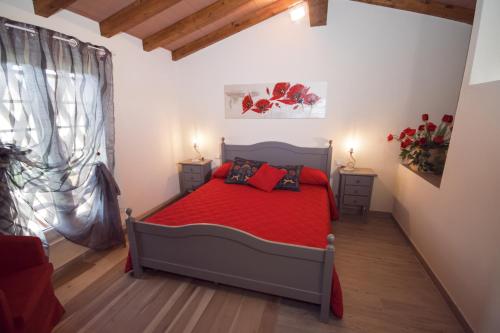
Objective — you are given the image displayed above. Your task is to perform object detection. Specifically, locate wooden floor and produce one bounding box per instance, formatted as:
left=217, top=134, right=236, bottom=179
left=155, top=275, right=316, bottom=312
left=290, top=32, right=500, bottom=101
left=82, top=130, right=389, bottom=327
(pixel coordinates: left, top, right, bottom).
left=53, top=215, right=464, bottom=333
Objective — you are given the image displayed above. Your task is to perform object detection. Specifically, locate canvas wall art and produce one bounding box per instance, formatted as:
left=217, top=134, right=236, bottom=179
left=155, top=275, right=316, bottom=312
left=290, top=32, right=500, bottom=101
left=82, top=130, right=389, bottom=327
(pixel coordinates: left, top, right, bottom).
left=224, top=82, right=327, bottom=119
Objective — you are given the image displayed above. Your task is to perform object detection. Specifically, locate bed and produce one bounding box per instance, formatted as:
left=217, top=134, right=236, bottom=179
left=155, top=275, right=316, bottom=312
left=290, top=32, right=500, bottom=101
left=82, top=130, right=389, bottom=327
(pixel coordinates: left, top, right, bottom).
left=126, top=139, right=342, bottom=322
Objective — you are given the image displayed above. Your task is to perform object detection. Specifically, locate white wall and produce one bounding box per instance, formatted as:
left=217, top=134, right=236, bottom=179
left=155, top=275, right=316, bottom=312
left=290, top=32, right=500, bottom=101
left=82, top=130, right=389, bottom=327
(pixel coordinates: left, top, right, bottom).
left=393, top=0, right=500, bottom=331
left=0, top=0, right=184, bottom=216
left=174, top=0, right=471, bottom=212
left=470, top=0, right=500, bottom=85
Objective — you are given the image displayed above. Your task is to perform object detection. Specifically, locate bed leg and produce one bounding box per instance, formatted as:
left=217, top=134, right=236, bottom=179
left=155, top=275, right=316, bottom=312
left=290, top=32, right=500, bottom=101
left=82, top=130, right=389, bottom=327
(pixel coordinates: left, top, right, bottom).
left=320, top=234, right=335, bottom=323
left=126, top=208, right=143, bottom=278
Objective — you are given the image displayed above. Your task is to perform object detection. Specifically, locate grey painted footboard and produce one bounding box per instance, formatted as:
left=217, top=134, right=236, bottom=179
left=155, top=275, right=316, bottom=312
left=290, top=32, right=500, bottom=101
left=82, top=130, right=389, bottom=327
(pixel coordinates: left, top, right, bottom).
left=125, top=209, right=335, bottom=322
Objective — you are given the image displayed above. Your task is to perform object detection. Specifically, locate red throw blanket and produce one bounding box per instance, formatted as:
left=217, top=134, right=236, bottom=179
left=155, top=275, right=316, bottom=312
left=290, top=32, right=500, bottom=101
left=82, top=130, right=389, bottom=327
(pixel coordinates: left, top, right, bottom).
left=125, top=167, right=343, bottom=318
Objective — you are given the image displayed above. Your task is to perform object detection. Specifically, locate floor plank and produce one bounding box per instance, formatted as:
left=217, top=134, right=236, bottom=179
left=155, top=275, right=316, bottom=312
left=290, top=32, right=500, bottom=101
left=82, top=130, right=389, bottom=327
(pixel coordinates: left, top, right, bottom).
left=53, top=214, right=464, bottom=332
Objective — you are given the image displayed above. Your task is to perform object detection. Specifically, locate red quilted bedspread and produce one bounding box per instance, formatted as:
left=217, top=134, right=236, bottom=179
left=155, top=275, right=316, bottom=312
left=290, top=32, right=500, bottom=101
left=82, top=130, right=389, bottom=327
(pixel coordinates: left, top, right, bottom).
left=126, top=178, right=343, bottom=318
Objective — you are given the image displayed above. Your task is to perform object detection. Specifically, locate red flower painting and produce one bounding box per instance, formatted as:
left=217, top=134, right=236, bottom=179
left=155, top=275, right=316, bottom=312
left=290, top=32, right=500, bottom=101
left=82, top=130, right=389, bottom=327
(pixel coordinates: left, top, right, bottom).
left=240, top=82, right=322, bottom=115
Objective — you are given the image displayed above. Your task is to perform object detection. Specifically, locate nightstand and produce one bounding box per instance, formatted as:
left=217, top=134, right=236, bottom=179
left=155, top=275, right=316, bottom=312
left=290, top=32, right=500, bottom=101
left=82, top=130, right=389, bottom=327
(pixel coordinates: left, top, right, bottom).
left=179, top=159, right=212, bottom=194
left=339, top=168, right=377, bottom=216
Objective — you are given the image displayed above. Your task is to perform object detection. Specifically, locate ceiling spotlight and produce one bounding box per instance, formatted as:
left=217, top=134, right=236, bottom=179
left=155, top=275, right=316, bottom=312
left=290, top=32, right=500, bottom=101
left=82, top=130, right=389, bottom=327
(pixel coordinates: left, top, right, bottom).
left=289, top=2, right=306, bottom=22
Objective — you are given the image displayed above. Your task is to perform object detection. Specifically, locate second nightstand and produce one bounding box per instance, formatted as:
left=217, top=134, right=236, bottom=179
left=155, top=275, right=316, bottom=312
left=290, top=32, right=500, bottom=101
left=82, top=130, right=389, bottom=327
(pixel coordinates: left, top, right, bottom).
left=179, top=159, right=212, bottom=194
left=339, top=168, right=377, bottom=216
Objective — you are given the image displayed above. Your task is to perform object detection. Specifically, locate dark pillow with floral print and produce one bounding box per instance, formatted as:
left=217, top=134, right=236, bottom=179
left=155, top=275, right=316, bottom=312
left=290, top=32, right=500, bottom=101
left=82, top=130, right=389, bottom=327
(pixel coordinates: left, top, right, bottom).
left=225, top=157, right=265, bottom=185
left=272, top=165, right=303, bottom=191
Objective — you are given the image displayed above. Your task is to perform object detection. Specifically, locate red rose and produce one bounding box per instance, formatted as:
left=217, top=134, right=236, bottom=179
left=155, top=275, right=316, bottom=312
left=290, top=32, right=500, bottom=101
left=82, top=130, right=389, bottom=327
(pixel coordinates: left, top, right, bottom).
left=418, top=137, right=426, bottom=146
left=442, top=114, right=454, bottom=124
left=401, top=138, right=412, bottom=149
left=422, top=114, right=429, bottom=121
left=418, top=125, right=425, bottom=131
left=399, top=131, right=405, bottom=140
left=433, top=135, right=444, bottom=145
left=427, top=122, right=437, bottom=132
left=387, top=134, right=394, bottom=142
left=242, top=94, right=253, bottom=114
left=404, top=128, right=416, bottom=136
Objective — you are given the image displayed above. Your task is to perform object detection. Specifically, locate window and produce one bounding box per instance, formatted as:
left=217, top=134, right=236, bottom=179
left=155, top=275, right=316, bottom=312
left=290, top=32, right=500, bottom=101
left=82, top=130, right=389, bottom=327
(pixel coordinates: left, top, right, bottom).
left=1, top=63, right=106, bottom=235
left=1, top=18, right=123, bottom=250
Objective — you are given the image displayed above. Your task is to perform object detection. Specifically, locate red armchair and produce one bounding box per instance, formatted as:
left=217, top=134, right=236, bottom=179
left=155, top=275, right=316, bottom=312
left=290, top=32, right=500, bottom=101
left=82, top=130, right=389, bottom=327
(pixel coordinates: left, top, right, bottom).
left=0, top=235, right=64, bottom=333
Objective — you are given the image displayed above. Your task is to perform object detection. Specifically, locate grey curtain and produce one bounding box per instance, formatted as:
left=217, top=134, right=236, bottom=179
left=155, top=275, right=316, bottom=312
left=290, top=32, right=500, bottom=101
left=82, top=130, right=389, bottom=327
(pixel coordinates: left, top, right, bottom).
left=0, top=17, right=124, bottom=250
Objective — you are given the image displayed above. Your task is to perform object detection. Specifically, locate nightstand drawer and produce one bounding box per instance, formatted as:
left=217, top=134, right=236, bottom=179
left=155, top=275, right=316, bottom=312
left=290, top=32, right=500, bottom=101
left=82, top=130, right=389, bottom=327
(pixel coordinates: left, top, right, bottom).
left=182, top=165, right=202, bottom=174
left=183, top=180, right=202, bottom=191
left=345, top=176, right=372, bottom=186
left=343, top=195, right=370, bottom=207
left=183, top=173, right=202, bottom=182
left=344, top=185, right=370, bottom=196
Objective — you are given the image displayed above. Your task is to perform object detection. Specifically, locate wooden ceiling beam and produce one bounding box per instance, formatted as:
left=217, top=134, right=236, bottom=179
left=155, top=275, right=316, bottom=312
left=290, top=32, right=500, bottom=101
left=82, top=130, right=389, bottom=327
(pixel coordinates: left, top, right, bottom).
left=143, top=0, right=252, bottom=52
left=308, top=0, right=329, bottom=26
left=171, top=0, right=297, bottom=61
left=32, top=0, right=78, bottom=17
left=351, top=0, right=474, bottom=24
left=99, top=0, right=183, bottom=38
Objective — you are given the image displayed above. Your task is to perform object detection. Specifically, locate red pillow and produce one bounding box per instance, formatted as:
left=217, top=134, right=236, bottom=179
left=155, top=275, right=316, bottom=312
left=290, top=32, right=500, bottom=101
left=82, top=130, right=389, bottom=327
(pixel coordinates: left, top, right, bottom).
left=212, top=161, right=233, bottom=179
left=299, top=166, right=329, bottom=185
left=248, top=163, right=287, bottom=192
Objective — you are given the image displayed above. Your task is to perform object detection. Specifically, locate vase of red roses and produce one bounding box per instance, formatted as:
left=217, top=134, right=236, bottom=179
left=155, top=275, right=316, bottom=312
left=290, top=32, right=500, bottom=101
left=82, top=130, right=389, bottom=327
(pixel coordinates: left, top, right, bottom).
left=387, top=114, right=454, bottom=175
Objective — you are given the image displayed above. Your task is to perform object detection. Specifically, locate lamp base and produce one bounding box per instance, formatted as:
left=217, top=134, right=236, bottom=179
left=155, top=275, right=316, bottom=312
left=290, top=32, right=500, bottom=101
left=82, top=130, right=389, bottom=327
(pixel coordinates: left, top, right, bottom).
left=344, top=159, right=356, bottom=172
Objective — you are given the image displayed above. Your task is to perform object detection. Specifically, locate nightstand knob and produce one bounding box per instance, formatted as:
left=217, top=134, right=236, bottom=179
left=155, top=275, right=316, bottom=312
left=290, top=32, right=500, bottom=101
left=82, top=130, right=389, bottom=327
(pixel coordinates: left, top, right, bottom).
left=356, top=180, right=360, bottom=184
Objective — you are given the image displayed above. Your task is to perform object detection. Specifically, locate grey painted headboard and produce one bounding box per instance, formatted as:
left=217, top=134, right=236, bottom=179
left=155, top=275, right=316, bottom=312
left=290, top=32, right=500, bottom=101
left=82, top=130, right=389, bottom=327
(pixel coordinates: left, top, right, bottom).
left=221, top=138, right=333, bottom=181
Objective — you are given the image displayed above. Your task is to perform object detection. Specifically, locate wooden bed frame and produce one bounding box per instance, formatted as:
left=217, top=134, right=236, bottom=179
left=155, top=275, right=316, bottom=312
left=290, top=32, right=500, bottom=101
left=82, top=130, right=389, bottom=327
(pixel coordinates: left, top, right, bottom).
left=126, top=138, right=336, bottom=322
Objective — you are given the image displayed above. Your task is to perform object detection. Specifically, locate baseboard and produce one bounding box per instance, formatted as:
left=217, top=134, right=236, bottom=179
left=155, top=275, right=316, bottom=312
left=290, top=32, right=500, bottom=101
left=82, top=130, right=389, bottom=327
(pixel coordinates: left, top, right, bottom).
left=391, top=216, right=474, bottom=333
left=368, top=210, right=393, bottom=218
left=338, top=210, right=392, bottom=221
